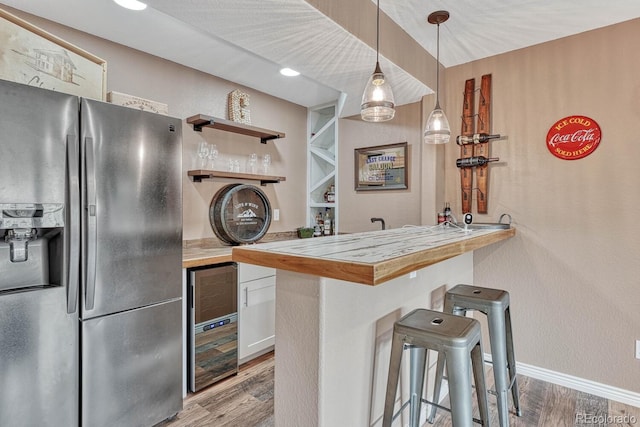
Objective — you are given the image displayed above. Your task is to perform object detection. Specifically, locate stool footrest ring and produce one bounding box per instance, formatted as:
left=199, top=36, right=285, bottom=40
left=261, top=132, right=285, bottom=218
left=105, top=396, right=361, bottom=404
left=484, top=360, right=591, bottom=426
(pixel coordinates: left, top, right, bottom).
left=394, top=398, right=485, bottom=425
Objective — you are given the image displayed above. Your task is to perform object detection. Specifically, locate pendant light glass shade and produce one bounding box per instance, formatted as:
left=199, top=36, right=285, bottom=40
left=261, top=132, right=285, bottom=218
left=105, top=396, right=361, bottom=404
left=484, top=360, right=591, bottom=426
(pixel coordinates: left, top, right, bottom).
left=361, top=0, right=395, bottom=122
left=361, top=62, right=395, bottom=122
left=424, top=11, right=450, bottom=144
left=424, top=101, right=450, bottom=144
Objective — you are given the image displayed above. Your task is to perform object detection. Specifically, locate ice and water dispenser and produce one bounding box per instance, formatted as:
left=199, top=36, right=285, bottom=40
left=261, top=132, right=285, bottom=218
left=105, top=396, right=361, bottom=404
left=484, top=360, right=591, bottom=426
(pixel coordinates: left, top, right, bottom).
left=0, top=203, right=65, bottom=292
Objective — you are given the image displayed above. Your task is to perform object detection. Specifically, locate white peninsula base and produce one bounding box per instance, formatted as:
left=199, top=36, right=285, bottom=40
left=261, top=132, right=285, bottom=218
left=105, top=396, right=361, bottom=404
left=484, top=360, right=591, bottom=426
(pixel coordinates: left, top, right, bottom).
left=275, top=252, right=473, bottom=427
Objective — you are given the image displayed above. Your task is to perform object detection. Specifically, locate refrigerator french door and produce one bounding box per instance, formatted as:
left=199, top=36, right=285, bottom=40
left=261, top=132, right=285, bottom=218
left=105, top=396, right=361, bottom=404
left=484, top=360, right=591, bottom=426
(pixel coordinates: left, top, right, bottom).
left=79, top=98, right=183, bottom=427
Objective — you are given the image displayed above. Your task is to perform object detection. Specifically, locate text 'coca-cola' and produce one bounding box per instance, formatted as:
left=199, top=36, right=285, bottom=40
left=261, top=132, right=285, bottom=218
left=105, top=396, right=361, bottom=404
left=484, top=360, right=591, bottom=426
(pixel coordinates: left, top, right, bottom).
left=546, top=115, right=602, bottom=160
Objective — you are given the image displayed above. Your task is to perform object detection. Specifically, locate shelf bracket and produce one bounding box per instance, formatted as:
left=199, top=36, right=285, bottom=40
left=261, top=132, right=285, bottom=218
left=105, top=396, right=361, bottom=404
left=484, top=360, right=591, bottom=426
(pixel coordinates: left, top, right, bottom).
left=260, top=135, right=280, bottom=144
left=192, top=120, right=213, bottom=132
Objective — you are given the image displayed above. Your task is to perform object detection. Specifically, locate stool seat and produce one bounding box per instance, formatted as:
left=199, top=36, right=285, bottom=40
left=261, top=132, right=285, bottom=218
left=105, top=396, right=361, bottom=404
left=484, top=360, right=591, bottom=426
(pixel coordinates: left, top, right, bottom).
left=446, top=284, right=509, bottom=310
left=383, top=308, right=490, bottom=427
left=431, top=284, right=521, bottom=427
left=397, top=308, right=482, bottom=348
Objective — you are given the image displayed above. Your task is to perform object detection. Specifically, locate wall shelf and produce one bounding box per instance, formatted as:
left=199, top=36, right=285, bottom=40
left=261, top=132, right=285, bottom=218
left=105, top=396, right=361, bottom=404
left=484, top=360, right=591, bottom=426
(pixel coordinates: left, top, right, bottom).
left=188, top=169, right=286, bottom=186
left=186, top=114, right=285, bottom=143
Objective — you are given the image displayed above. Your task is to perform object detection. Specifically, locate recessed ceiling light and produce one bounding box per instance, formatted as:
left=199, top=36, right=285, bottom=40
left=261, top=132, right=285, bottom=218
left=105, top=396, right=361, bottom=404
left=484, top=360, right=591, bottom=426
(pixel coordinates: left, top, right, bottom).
left=114, top=0, right=147, bottom=11
left=280, top=68, right=300, bottom=77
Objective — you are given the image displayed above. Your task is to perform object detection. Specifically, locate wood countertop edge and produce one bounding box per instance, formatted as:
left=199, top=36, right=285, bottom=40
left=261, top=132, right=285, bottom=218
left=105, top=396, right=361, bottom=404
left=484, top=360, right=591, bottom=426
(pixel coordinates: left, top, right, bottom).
left=371, top=228, right=515, bottom=284
left=182, top=253, right=233, bottom=268
left=232, top=228, right=515, bottom=286
left=232, top=249, right=375, bottom=285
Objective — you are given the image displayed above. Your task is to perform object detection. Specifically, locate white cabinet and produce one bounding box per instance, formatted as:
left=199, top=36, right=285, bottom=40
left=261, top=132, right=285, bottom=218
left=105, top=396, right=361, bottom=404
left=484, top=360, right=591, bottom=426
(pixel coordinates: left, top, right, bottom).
left=238, top=263, right=276, bottom=363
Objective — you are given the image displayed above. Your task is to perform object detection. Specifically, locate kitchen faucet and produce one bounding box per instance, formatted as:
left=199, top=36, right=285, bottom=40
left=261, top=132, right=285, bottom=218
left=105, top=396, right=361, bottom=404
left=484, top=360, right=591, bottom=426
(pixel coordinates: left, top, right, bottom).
left=370, top=217, right=386, bottom=230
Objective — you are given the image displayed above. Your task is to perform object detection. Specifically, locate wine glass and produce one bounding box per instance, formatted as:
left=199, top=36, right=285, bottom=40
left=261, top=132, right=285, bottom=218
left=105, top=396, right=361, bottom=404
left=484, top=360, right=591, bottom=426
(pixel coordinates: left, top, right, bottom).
left=207, top=144, right=219, bottom=169
left=262, top=154, right=271, bottom=174
left=197, top=142, right=209, bottom=169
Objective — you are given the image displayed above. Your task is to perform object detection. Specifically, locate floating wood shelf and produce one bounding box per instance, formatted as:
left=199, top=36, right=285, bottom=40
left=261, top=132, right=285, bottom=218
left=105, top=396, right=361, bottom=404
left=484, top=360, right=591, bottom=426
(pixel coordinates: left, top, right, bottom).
left=186, top=114, right=285, bottom=143
left=188, top=170, right=286, bottom=186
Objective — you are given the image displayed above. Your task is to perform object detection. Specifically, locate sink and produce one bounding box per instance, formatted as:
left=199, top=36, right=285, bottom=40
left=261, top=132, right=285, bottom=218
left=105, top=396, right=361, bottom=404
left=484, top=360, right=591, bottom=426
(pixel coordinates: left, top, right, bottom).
left=465, top=222, right=510, bottom=230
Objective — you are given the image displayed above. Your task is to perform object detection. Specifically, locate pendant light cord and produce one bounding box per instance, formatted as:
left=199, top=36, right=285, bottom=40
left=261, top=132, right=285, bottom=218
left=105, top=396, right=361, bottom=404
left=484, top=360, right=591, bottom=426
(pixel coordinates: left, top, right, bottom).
left=435, top=21, right=441, bottom=108
left=376, top=0, right=380, bottom=64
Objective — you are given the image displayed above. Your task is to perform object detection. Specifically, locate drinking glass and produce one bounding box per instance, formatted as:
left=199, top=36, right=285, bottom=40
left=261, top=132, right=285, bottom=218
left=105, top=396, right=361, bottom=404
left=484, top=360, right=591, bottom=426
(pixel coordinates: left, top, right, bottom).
left=262, top=154, right=271, bottom=174
left=207, top=144, right=219, bottom=169
left=197, top=142, right=209, bottom=169
left=248, top=153, right=258, bottom=174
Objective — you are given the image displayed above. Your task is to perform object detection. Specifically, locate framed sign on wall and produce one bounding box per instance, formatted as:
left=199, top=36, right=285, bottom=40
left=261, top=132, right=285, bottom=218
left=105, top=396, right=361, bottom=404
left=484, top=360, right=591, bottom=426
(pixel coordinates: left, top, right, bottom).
left=354, top=142, right=408, bottom=191
left=0, top=8, right=106, bottom=100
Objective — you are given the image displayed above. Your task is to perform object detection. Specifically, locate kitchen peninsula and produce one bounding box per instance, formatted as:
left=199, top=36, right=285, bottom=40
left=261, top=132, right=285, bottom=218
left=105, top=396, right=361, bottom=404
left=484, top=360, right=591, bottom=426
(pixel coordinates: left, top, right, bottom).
left=232, top=225, right=515, bottom=426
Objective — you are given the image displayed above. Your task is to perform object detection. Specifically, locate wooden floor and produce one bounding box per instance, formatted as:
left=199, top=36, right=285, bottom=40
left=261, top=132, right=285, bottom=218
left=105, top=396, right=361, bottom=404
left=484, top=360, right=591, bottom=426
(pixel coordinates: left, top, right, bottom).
left=157, top=352, right=274, bottom=427
left=159, top=351, right=640, bottom=426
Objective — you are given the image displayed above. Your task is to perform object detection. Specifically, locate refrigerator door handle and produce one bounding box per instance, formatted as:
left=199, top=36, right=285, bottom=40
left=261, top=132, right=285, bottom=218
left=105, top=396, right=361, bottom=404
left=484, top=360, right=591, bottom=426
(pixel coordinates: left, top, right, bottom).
left=85, top=136, right=97, bottom=310
left=67, top=134, right=80, bottom=314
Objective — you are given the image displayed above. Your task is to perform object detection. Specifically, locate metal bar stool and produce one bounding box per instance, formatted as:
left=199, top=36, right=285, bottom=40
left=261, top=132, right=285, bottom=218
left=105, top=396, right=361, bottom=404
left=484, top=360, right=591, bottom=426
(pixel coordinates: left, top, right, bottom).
left=430, top=285, right=522, bottom=427
left=383, top=308, right=490, bottom=427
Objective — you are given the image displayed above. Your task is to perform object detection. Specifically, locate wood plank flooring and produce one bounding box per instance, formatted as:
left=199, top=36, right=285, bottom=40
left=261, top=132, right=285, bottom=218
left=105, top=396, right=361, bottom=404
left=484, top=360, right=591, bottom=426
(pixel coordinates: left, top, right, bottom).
left=157, top=352, right=273, bottom=427
left=158, top=351, right=640, bottom=426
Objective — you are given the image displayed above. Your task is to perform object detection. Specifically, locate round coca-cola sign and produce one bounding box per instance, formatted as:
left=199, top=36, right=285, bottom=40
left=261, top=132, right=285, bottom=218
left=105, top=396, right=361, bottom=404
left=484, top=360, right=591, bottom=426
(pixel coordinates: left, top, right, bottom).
left=546, top=115, right=602, bottom=160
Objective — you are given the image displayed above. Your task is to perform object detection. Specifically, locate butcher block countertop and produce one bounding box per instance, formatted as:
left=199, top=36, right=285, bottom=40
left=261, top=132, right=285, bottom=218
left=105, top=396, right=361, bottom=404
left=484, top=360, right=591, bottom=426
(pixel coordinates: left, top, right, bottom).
left=182, top=246, right=233, bottom=268
left=232, top=226, right=515, bottom=286
left=182, top=231, right=298, bottom=268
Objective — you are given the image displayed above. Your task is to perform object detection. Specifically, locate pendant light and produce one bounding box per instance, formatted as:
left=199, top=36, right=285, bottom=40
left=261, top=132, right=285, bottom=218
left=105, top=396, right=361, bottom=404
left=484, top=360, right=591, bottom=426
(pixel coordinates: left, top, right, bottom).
left=361, top=0, right=395, bottom=122
left=424, top=11, right=450, bottom=144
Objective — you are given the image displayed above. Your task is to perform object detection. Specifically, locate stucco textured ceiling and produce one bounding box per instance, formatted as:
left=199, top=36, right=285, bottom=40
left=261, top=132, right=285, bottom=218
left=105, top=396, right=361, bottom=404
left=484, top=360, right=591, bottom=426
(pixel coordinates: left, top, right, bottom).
left=3, top=0, right=640, bottom=117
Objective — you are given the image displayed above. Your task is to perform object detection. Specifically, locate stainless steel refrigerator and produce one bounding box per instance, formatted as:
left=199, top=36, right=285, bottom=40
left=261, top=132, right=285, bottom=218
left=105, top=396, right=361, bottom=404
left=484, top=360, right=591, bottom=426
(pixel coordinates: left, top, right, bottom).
left=0, top=79, right=183, bottom=427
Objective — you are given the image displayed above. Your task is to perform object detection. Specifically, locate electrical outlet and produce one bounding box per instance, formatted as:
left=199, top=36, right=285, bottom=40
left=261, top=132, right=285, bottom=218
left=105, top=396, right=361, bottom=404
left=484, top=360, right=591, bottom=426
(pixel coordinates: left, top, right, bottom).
left=409, top=271, right=417, bottom=279
left=636, top=340, right=640, bottom=360
left=273, top=209, right=279, bottom=221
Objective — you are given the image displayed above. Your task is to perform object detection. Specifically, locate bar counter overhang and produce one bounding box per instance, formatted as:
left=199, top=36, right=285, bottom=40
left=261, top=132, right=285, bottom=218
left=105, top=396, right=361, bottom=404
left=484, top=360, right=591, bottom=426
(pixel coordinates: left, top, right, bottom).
left=233, top=226, right=515, bottom=426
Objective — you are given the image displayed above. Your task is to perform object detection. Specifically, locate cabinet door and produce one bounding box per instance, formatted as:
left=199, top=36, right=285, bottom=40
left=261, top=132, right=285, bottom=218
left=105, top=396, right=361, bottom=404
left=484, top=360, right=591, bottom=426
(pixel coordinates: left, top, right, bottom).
left=239, top=263, right=275, bottom=283
left=238, top=275, right=275, bottom=362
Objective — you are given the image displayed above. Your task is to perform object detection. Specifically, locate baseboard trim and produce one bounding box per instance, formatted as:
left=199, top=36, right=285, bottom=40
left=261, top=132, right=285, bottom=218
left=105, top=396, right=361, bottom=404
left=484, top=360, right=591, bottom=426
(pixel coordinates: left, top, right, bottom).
left=485, top=354, right=640, bottom=408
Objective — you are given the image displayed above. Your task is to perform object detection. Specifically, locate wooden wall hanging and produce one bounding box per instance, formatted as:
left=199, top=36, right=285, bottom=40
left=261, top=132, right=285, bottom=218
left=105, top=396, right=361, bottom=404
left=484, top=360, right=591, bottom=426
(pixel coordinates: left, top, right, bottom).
left=457, top=74, right=500, bottom=214
left=459, top=78, right=475, bottom=214
left=475, top=74, right=492, bottom=213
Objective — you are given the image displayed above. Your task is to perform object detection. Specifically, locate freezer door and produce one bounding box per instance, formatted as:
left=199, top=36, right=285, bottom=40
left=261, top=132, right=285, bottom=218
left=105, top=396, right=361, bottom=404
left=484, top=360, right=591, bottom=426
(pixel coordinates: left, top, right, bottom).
left=80, top=99, right=182, bottom=318
left=0, top=80, right=77, bottom=205
left=81, top=298, right=182, bottom=427
left=0, top=287, right=79, bottom=427
left=0, top=81, right=79, bottom=427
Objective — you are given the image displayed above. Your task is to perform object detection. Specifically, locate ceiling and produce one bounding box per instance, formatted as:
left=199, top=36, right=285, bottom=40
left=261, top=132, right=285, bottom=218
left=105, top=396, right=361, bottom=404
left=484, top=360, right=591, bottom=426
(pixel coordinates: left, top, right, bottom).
left=3, top=0, right=640, bottom=117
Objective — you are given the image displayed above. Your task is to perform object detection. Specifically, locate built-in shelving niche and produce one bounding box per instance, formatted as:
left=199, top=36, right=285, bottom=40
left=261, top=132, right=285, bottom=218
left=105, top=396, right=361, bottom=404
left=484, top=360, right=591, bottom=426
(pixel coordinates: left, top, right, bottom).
left=308, top=102, right=338, bottom=231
